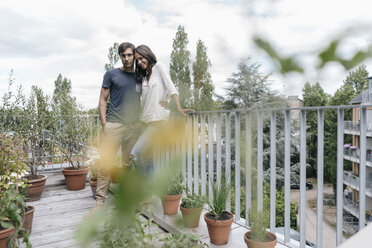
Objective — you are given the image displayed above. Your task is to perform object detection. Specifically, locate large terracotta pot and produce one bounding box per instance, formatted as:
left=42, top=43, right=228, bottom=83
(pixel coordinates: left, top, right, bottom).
left=204, top=211, right=234, bottom=245
left=62, top=166, right=89, bottom=191
left=0, top=228, right=15, bottom=248
left=25, top=175, right=47, bottom=201
left=22, top=206, right=35, bottom=234
left=161, top=194, right=182, bottom=215
left=89, top=179, right=97, bottom=199
left=244, top=230, right=277, bottom=248
left=180, top=205, right=203, bottom=228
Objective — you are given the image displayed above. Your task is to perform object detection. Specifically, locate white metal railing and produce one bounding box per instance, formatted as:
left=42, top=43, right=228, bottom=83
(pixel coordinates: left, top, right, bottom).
left=160, top=105, right=372, bottom=248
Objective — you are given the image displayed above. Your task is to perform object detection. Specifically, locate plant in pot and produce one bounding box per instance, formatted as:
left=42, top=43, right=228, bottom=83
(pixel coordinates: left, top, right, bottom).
left=0, top=136, right=32, bottom=248
left=204, top=181, right=234, bottom=245
left=244, top=208, right=277, bottom=248
left=180, top=192, right=207, bottom=228
left=162, top=174, right=185, bottom=215
left=53, top=76, right=91, bottom=191
left=19, top=86, right=53, bottom=201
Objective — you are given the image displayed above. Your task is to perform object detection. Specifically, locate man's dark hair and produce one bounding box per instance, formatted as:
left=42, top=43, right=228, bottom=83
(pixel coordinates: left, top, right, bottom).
left=134, top=45, right=157, bottom=84
left=118, top=42, right=135, bottom=55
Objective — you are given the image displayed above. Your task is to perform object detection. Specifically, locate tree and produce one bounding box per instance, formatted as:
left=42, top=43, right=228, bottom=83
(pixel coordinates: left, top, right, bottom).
left=344, top=64, right=369, bottom=95
left=224, top=58, right=271, bottom=109
left=170, top=26, right=192, bottom=108
left=302, top=82, right=329, bottom=177
left=53, top=74, right=72, bottom=107
left=192, top=39, right=214, bottom=110
left=105, top=42, right=119, bottom=72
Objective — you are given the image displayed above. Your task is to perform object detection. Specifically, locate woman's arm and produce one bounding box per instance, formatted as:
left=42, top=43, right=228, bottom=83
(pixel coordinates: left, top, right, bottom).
left=171, top=94, right=194, bottom=116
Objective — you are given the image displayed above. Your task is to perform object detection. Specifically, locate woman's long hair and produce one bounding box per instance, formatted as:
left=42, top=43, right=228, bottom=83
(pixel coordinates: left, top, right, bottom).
left=134, top=45, right=157, bottom=84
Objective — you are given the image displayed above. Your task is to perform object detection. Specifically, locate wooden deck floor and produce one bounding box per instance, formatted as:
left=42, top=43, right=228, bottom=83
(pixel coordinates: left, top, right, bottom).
left=22, top=172, right=166, bottom=248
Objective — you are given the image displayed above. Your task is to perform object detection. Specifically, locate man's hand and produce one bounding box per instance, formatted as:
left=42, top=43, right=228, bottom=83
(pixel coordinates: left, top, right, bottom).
left=101, top=121, right=107, bottom=130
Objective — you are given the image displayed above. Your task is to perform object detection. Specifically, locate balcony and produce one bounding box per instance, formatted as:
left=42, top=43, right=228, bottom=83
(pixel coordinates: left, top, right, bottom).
left=344, top=121, right=372, bottom=137
left=15, top=105, right=372, bottom=248
left=343, top=145, right=372, bottom=168
left=343, top=171, right=372, bottom=197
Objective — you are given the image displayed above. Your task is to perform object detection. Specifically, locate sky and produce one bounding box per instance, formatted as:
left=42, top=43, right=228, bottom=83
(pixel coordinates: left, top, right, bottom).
left=1, top=0, right=372, bottom=109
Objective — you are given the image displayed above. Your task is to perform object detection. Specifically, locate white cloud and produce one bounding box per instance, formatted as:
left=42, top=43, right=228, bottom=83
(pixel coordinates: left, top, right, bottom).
left=0, top=0, right=372, bottom=109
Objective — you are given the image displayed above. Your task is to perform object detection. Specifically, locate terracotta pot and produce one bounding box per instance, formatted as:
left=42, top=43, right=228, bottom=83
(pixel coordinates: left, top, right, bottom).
left=180, top=205, right=203, bottom=228
left=161, top=194, right=182, bottom=215
left=89, top=179, right=97, bottom=199
left=25, top=175, right=47, bottom=201
left=62, top=166, right=89, bottom=191
left=22, top=206, right=35, bottom=234
left=244, top=231, right=277, bottom=248
left=204, top=211, right=234, bottom=245
left=0, top=228, right=15, bottom=248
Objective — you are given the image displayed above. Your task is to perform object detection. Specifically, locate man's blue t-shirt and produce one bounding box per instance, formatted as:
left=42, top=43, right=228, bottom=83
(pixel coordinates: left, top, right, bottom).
left=102, top=68, right=140, bottom=124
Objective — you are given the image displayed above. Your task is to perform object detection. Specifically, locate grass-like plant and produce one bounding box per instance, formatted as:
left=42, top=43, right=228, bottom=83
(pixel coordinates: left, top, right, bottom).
left=247, top=207, right=270, bottom=242
left=207, top=181, right=230, bottom=219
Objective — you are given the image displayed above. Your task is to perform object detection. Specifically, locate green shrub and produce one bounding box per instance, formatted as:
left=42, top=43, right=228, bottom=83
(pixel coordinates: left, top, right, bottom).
left=181, top=193, right=206, bottom=209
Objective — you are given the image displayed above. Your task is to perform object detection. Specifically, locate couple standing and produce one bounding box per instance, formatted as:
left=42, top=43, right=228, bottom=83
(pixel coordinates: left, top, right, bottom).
left=95, top=42, right=193, bottom=207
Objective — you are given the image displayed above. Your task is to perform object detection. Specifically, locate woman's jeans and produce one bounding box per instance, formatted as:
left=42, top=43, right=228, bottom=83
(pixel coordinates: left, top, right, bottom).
left=130, top=121, right=164, bottom=178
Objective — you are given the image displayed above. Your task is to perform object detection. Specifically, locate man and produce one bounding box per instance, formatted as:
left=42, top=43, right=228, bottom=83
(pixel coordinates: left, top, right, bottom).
left=95, top=42, right=141, bottom=207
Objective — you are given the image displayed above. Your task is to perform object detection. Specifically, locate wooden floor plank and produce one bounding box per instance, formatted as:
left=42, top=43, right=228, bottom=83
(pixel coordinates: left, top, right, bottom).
left=21, top=172, right=167, bottom=248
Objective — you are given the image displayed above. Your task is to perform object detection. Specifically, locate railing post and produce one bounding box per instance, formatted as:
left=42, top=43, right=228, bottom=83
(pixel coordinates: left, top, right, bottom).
left=245, top=111, right=252, bottom=227
left=317, top=108, right=324, bottom=248
left=235, top=112, right=241, bottom=222
left=359, top=106, right=367, bottom=230
left=187, top=114, right=193, bottom=192
left=201, top=114, right=207, bottom=196
left=225, top=112, right=231, bottom=211
left=270, top=112, right=277, bottom=232
left=257, top=111, right=263, bottom=211
left=300, top=109, right=306, bottom=248
left=216, top=113, right=222, bottom=188
left=336, top=107, right=344, bottom=246
left=194, top=113, right=199, bottom=194
left=208, top=113, right=214, bottom=200
left=284, top=109, right=291, bottom=244
left=181, top=118, right=187, bottom=188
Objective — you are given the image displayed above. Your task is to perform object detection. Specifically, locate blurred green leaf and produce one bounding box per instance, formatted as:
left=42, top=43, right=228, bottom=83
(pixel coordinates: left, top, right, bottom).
left=317, top=39, right=341, bottom=68
left=254, top=37, right=303, bottom=74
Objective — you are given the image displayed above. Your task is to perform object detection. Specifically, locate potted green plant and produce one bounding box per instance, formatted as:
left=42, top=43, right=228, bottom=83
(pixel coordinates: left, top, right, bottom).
left=53, top=78, right=90, bottom=191
left=162, top=174, right=185, bottom=215
left=19, top=86, right=53, bottom=201
left=0, top=136, right=32, bottom=247
left=244, top=208, right=277, bottom=248
left=204, top=181, right=233, bottom=245
left=180, top=192, right=206, bottom=228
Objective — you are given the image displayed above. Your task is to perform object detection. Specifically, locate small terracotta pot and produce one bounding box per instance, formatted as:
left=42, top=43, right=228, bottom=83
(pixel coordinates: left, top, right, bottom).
left=0, top=228, right=15, bottom=248
left=244, top=230, right=277, bottom=248
left=22, top=206, right=35, bottom=234
left=161, top=194, right=182, bottom=215
left=89, top=179, right=97, bottom=199
left=180, top=205, right=203, bottom=228
left=62, top=166, right=89, bottom=191
left=25, top=175, right=47, bottom=201
left=204, top=211, right=234, bottom=245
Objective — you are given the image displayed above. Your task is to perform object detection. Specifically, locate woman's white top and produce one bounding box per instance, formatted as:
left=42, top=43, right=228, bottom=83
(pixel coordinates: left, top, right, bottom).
left=140, top=62, right=178, bottom=123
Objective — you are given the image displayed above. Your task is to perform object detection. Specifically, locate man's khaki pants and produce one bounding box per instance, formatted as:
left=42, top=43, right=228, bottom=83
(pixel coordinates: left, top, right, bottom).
left=96, top=122, right=139, bottom=205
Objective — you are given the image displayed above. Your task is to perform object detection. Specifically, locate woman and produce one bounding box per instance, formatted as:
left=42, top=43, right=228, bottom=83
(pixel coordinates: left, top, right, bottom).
left=130, top=45, right=193, bottom=177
